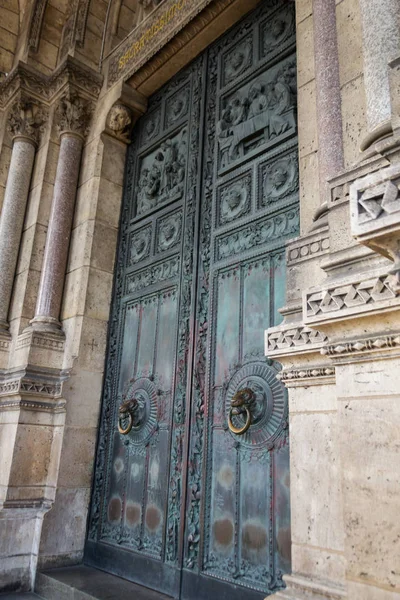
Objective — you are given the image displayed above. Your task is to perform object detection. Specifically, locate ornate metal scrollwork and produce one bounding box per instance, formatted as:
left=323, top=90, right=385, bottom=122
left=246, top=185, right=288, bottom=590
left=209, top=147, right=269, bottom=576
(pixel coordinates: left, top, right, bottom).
left=227, top=387, right=255, bottom=435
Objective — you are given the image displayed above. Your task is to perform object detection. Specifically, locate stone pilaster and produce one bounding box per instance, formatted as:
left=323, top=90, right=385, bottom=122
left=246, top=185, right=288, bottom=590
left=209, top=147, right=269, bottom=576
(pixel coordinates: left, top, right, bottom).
left=31, top=92, right=93, bottom=333
left=0, top=100, right=46, bottom=341
left=312, top=0, right=344, bottom=223
left=359, top=0, right=400, bottom=148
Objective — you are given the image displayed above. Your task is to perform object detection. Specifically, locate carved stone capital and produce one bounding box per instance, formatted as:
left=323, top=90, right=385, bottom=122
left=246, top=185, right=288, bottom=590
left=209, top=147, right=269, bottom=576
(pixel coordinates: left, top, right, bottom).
left=7, top=98, right=47, bottom=145
left=105, top=103, right=133, bottom=142
left=55, top=91, right=93, bottom=139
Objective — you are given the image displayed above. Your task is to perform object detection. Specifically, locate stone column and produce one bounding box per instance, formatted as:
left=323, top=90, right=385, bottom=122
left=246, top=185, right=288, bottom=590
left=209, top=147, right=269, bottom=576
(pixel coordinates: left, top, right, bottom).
left=31, top=93, right=92, bottom=332
left=0, top=100, right=45, bottom=332
left=359, top=0, right=400, bottom=146
left=313, top=0, right=344, bottom=220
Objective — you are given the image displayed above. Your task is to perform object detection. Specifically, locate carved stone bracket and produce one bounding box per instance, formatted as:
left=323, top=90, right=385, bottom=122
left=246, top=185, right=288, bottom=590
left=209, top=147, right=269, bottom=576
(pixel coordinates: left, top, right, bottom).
left=350, top=162, right=400, bottom=295
left=266, top=323, right=327, bottom=357
left=105, top=103, right=134, bottom=142
left=7, top=97, right=47, bottom=145
left=55, top=91, right=94, bottom=139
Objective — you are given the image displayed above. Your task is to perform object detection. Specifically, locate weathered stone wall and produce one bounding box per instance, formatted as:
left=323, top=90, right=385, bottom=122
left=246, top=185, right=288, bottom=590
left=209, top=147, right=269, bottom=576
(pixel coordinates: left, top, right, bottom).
left=0, top=0, right=398, bottom=597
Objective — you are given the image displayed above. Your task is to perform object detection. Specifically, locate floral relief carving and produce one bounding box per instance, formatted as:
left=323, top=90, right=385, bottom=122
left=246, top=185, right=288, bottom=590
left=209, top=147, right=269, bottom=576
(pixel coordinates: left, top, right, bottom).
left=217, top=59, right=296, bottom=168
left=217, top=207, right=299, bottom=260
left=55, top=92, right=93, bottom=138
left=7, top=99, right=47, bottom=144
left=125, top=257, right=180, bottom=294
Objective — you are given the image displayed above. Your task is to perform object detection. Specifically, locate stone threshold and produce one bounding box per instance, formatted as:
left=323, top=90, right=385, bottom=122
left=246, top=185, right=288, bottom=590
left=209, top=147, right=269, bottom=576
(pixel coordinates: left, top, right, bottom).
left=35, top=566, right=173, bottom=600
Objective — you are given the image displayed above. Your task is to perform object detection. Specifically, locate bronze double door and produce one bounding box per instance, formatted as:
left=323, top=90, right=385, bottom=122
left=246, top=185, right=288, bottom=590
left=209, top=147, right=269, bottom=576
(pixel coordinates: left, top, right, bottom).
left=86, top=2, right=298, bottom=598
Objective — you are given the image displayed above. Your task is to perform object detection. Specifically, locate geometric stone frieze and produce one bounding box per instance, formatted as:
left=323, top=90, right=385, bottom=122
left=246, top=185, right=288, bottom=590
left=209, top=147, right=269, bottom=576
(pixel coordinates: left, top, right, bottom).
left=350, top=161, right=400, bottom=295
left=351, top=162, right=400, bottom=237
left=266, top=324, right=327, bottom=356
left=287, top=230, right=330, bottom=266
left=304, top=272, right=400, bottom=325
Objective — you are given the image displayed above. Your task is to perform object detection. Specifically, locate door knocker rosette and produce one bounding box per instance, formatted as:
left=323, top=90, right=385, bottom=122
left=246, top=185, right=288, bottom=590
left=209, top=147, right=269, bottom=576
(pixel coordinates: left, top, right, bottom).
left=224, top=362, right=288, bottom=448
left=117, top=377, right=159, bottom=446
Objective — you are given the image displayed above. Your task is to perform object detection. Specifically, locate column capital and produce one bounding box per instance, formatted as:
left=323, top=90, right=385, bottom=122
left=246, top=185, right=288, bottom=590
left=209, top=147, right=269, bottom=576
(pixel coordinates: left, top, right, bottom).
left=55, top=91, right=94, bottom=140
left=7, top=97, right=47, bottom=146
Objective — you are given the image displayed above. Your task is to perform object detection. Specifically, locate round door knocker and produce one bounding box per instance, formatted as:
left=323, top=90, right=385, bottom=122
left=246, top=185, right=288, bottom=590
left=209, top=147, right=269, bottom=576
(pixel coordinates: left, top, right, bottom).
left=227, top=387, right=255, bottom=436
left=118, top=398, right=140, bottom=435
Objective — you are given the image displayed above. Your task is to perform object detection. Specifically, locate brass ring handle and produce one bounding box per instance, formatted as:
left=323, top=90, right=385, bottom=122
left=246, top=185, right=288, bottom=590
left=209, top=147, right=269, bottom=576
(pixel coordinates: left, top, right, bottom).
left=228, top=405, right=252, bottom=435
left=118, top=411, right=133, bottom=435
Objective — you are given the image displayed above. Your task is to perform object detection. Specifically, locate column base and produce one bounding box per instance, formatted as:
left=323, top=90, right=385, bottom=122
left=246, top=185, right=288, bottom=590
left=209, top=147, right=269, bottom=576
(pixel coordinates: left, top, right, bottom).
left=0, top=328, right=11, bottom=369
left=29, top=316, right=63, bottom=334
left=271, top=575, right=346, bottom=600
left=0, top=504, right=49, bottom=593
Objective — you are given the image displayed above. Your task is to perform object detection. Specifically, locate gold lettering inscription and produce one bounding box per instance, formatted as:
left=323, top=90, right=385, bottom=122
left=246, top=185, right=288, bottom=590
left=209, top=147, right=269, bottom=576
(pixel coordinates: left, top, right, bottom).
left=118, top=0, right=187, bottom=71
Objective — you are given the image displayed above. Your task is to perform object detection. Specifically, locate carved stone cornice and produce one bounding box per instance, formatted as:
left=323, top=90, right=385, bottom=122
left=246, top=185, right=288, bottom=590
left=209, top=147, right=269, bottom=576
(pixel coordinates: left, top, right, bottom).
left=267, top=323, right=328, bottom=357
left=7, top=98, right=47, bottom=144
left=0, top=366, right=68, bottom=406
left=0, top=57, right=103, bottom=111
left=55, top=91, right=94, bottom=139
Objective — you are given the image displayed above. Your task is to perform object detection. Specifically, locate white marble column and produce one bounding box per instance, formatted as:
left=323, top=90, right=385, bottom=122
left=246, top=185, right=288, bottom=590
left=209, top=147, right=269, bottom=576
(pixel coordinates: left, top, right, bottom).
left=0, top=101, right=45, bottom=332
left=31, top=93, right=92, bottom=332
left=359, top=0, right=400, bottom=144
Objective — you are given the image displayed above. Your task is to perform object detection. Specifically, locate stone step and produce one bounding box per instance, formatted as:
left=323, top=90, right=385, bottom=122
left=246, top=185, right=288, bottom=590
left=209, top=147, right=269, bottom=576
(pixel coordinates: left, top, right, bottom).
left=0, top=595, right=42, bottom=599
left=35, top=566, right=173, bottom=600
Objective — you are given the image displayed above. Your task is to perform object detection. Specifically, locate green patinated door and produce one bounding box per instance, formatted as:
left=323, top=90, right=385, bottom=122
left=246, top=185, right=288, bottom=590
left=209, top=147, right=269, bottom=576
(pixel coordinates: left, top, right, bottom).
left=86, top=2, right=298, bottom=598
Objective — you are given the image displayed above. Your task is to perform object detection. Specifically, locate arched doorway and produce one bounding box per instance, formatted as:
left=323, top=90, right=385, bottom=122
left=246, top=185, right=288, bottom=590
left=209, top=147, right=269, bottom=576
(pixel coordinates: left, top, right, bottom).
left=86, top=2, right=297, bottom=598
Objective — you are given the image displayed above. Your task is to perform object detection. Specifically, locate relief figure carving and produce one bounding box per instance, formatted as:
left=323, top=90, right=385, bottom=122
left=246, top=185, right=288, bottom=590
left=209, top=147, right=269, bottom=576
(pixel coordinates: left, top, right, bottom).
left=262, top=6, right=295, bottom=57
left=262, top=153, right=298, bottom=206
left=217, top=61, right=296, bottom=167
left=157, top=212, right=182, bottom=252
left=223, top=37, right=252, bottom=85
left=219, top=175, right=251, bottom=225
left=136, top=129, right=187, bottom=215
